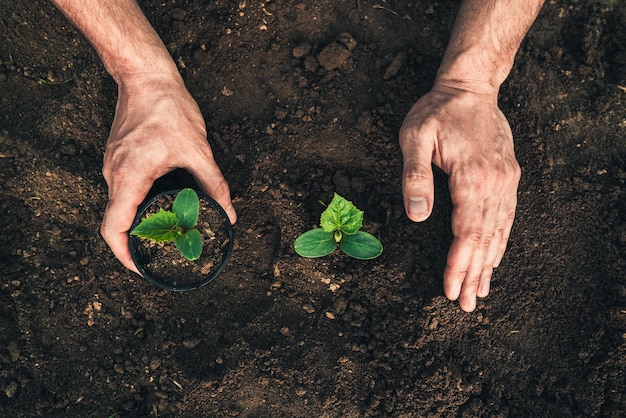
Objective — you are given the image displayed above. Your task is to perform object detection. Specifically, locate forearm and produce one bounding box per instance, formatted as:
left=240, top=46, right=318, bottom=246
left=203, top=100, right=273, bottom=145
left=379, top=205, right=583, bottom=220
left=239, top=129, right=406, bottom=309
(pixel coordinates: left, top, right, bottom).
left=435, top=0, right=544, bottom=95
left=52, top=0, right=179, bottom=84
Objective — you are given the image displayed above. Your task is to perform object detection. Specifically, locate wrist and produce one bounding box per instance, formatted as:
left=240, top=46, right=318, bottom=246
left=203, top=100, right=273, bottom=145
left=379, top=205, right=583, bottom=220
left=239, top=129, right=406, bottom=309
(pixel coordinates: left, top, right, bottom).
left=432, top=0, right=544, bottom=98
left=104, top=46, right=181, bottom=86
left=433, top=51, right=510, bottom=98
left=115, top=66, right=184, bottom=94
left=114, top=71, right=191, bottom=116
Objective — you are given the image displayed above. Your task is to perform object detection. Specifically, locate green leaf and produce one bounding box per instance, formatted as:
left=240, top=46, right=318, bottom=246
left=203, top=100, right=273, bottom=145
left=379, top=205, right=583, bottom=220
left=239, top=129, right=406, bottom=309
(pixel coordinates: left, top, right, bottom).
left=130, top=209, right=182, bottom=242
left=294, top=229, right=337, bottom=258
left=340, top=231, right=383, bottom=260
left=175, top=229, right=203, bottom=260
left=172, top=188, right=199, bottom=230
left=320, top=193, right=363, bottom=234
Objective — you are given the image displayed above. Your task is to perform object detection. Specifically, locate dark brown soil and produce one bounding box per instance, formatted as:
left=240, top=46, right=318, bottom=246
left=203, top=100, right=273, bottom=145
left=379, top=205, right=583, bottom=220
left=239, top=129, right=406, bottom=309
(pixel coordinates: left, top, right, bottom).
left=1, top=0, right=625, bottom=417
left=131, top=191, right=233, bottom=291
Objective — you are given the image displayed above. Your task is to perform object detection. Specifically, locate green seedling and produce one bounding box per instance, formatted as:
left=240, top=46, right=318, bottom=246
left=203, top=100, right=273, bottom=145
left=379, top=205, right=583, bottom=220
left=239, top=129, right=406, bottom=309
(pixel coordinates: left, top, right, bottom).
left=130, top=188, right=203, bottom=260
left=294, top=193, right=383, bottom=260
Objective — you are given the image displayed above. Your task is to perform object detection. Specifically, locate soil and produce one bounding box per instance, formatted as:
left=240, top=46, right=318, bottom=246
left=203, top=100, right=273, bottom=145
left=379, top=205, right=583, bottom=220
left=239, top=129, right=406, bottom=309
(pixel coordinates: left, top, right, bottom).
left=1, top=0, right=625, bottom=417
left=131, top=190, right=233, bottom=291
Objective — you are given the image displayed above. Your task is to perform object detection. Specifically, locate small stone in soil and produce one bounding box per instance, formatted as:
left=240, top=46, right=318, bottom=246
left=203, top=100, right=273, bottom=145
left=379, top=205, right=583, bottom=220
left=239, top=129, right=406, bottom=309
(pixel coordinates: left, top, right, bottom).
left=5, top=381, right=18, bottom=398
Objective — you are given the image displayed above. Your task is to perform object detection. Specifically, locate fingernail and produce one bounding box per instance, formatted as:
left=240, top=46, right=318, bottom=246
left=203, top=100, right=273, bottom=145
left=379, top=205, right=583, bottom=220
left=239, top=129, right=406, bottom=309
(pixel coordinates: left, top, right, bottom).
left=408, top=197, right=428, bottom=218
left=462, top=298, right=477, bottom=313
left=450, top=283, right=462, bottom=301
left=478, top=279, right=490, bottom=297
left=494, top=253, right=503, bottom=268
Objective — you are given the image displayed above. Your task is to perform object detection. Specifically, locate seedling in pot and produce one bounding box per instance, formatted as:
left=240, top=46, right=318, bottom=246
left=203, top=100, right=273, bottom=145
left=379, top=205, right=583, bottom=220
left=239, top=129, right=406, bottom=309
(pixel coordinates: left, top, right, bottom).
left=294, top=193, right=383, bottom=260
left=130, top=188, right=203, bottom=260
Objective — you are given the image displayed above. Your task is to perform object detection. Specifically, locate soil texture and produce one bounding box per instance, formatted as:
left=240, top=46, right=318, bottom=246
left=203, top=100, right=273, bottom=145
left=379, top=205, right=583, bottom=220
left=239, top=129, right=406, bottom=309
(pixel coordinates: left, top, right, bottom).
left=1, top=0, right=625, bottom=417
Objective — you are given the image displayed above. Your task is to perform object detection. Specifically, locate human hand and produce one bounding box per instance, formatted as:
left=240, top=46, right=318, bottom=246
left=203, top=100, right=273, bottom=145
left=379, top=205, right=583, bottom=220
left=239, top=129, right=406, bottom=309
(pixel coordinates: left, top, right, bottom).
left=100, top=73, right=237, bottom=273
left=399, top=85, right=521, bottom=312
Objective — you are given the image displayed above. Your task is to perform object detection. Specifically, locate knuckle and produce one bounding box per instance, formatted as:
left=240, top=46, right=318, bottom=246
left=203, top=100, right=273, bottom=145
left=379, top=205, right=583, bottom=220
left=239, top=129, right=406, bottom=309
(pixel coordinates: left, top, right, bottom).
left=101, top=160, right=113, bottom=183
left=495, top=224, right=507, bottom=238
left=462, top=230, right=483, bottom=248
left=211, top=177, right=231, bottom=199
left=482, top=232, right=494, bottom=249
left=465, top=155, right=520, bottom=183
left=216, top=178, right=230, bottom=195
left=506, top=208, right=517, bottom=223
left=398, top=121, right=420, bottom=141
left=403, top=162, right=432, bottom=183
left=468, top=274, right=481, bottom=286
left=399, top=119, right=436, bottom=148
left=399, top=126, right=420, bottom=148
left=99, top=223, right=111, bottom=243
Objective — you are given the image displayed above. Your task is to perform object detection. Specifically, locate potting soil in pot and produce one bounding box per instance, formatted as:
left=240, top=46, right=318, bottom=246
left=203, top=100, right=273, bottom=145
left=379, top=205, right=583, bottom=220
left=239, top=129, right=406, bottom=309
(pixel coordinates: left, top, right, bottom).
left=134, top=194, right=231, bottom=288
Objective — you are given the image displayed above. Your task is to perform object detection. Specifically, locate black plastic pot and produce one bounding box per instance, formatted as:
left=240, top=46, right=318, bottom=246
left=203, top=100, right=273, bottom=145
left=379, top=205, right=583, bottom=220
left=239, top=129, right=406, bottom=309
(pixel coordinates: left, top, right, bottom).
left=129, top=189, right=234, bottom=292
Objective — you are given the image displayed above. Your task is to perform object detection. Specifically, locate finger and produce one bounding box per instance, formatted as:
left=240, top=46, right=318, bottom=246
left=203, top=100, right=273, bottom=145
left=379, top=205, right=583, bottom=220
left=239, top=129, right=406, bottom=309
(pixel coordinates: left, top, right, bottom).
left=442, top=199, right=483, bottom=304
left=399, top=123, right=436, bottom=222
left=100, top=179, right=154, bottom=275
left=101, top=204, right=140, bottom=274
left=477, top=266, right=493, bottom=298
left=458, top=244, right=488, bottom=312
left=186, top=155, right=237, bottom=225
left=459, top=197, right=499, bottom=308
left=494, top=194, right=518, bottom=268
left=494, top=156, right=521, bottom=266
left=478, top=202, right=509, bottom=297
left=477, top=233, right=500, bottom=298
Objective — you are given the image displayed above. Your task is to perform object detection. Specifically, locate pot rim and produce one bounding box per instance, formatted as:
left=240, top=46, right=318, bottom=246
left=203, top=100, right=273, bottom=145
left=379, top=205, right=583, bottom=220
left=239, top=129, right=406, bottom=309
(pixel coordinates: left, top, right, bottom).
left=128, top=188, right=234, bottom=292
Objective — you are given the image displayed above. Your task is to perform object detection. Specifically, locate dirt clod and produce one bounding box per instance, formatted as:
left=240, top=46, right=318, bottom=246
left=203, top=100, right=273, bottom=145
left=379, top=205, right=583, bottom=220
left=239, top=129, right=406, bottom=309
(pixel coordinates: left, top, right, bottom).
left=317, top=42, right=351, bottom=71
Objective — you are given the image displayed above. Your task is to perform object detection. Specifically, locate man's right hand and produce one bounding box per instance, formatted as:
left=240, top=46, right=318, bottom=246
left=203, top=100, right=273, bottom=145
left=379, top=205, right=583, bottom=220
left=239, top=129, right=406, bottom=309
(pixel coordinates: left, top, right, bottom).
left=400, top=85, right=521, bottom=312
left=100, top=73, right=237, bottom=273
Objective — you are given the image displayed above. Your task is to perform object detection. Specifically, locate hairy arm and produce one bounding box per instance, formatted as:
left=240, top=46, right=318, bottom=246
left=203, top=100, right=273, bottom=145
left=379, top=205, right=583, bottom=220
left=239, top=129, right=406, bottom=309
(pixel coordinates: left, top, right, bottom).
left=51, top=0, right=178, bottom=82
left=52, top=0, right=236, bottom=273
left=436, top=0, right=545, bottom=95
left=400, top=0, right=544, bottom=311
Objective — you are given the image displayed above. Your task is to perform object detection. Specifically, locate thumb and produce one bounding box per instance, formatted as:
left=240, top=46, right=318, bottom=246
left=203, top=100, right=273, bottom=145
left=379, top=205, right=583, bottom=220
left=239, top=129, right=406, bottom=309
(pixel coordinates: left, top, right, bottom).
left=101, top=185, right=148, bottom=275
left=400, top=126, right=435, bottom=223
